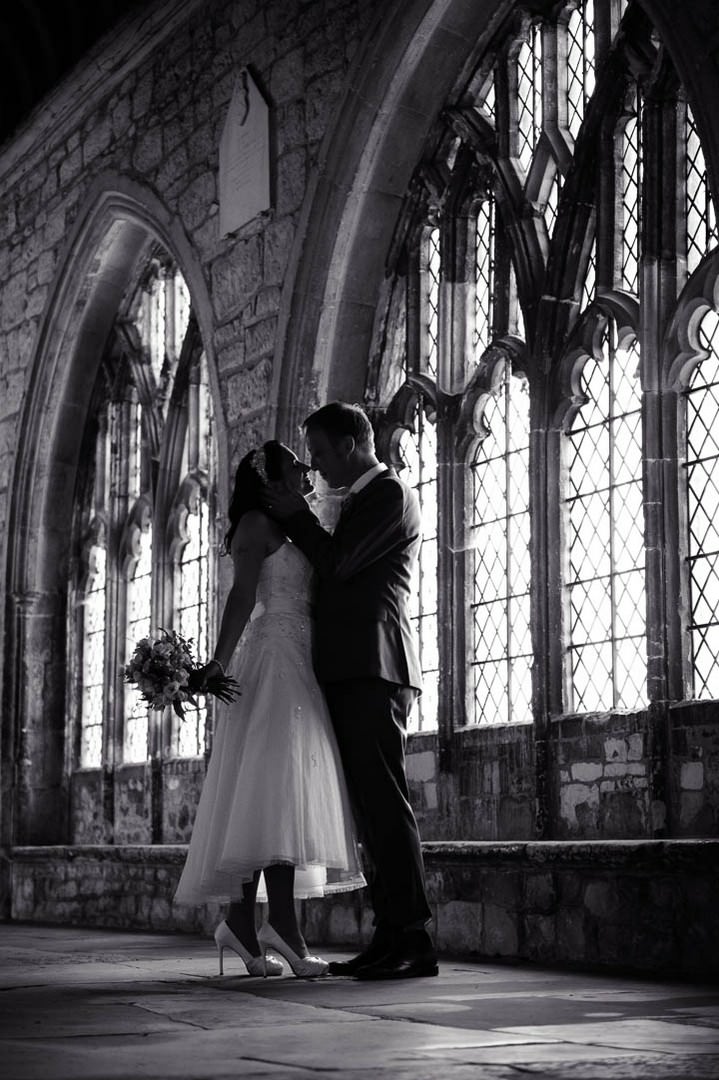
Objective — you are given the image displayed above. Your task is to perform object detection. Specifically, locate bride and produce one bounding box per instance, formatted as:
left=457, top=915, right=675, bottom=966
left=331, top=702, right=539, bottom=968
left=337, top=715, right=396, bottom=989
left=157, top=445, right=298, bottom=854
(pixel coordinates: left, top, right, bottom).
left=174, top=441, right=365, bottom=977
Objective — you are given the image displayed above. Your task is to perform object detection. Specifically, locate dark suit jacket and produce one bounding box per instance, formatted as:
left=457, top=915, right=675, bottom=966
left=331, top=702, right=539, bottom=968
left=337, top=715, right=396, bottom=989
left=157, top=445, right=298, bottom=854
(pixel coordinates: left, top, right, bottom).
left=284, top=469, right=423, bottom=690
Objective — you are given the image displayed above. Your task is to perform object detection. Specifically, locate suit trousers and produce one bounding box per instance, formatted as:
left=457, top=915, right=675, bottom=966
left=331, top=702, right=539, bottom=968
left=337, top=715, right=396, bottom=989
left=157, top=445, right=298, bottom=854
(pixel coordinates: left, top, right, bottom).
left=323, top=678, right=432, bottom=933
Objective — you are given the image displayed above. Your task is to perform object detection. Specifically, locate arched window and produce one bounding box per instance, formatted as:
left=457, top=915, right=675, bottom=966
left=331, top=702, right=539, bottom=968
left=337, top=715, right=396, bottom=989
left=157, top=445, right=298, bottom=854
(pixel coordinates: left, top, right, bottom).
left=370, top=0, right=719, bottom=741
left=467, top=361, right=531, bottom=725
left=564, top=317, right=646, bottom=711
left=74, top=253, right=217, bottom=769
left=683, top=306, right=719, bottom=699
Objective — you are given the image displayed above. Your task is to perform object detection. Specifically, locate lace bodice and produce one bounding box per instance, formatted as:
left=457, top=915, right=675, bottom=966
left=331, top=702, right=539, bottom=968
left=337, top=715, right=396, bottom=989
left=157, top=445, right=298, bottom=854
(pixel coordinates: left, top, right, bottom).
left=252, top=541, right=313, bottom=617
left=237, top=542, right=315, bottom=672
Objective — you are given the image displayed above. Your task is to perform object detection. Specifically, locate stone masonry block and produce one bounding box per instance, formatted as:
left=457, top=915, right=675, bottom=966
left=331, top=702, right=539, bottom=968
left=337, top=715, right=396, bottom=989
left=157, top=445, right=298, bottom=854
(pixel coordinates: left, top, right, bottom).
left=133, top=126, right=164, bottom=173
left=406, top=749, right=436, bottom=783
left=110, top=93, right=132, bottom=140
left=424, top=781, right=438, bottom=811
left=604, top=737, right=628, bottom=763
left=36, top=250, right=56, bottom=287
left=271, top=47, right=305, bottom=103
left=211, top=238, right=263, bottom=319
left=226, top=358, right=273, bottom=419
left=25, top=284, right=49, bottom=321
left=604, top=762, right=646, bottom=778
left=82, top=113, right=113, bottom=163
left=187, top=124, right=215, bottom=166
left=133, top=71, right=153, bottom=119
left=525, top=872, right=556, bottom=914
left=231, top=414, right=268, bottom=464
left=483, top=902, right=518, bottom=955
left=157, top=144, right=189, bottom=192
left=681, top=761, right=704, bottom=790
left=275, top=149, right=306, bottom=214
left=436, top=899, right=482, bottom=954
left=306, top=69, right=345, bottom=142
left=1, top=271, right=28, bottom=328
left=263, top=218, right=295, bottom=285
left=277, top=100, right=306, bottom=156
left=524, top=913, right=557, bottom=961
left=583, top=879, right=617, bottom=917
left=244, top=316, right=277, bottom=361
left=58, top=146, right=82, bottom=187
left=571, top=762, right=603, bottom=782
left=178, top=171, right=216, bottom=231
left=44, top=207, right=66, bottom=246
left=560, top=781, right=600, bottom=830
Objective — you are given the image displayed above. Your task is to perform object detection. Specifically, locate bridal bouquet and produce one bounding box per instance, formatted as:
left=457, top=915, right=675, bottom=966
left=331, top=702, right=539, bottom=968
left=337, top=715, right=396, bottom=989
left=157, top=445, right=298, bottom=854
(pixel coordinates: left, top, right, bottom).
left=124, top=629, right=240, bottom=718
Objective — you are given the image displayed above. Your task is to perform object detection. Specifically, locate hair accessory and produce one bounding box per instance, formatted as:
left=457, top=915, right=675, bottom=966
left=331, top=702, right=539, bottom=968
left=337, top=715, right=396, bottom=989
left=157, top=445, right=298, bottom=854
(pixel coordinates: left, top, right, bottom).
left=252, top=446, right=269, bottom=482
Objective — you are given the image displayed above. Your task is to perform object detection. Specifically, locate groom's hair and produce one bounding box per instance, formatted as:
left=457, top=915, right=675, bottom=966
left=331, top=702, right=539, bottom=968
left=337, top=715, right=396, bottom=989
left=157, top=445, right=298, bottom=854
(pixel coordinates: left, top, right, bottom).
left=304, top=401, right=375, bottom=452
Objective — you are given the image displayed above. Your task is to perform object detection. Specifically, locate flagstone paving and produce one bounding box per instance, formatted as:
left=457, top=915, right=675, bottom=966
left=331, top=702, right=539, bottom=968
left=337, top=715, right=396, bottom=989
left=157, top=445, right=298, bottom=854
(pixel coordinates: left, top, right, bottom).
left=1, top=924, right=717, bottom=1079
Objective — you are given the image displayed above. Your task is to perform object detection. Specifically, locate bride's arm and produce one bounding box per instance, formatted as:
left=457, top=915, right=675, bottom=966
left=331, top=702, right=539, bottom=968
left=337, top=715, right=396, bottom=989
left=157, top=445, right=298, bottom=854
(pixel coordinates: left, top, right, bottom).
left=197, top=511, right=271, bottom=683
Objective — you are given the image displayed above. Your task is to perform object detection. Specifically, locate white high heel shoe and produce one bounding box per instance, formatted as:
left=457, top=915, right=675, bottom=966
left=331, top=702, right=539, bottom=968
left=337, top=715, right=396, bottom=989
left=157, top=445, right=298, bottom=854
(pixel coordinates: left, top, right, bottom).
left=214, top=920, right=284, bottom=977
left=257, top=923, right=329, bottom=978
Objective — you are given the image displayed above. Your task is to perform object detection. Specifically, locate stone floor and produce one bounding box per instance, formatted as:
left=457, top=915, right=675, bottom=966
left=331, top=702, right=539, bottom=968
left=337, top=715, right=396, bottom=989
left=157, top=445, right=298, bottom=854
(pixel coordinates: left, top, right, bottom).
left=1, top=923, right=718, bottom=1079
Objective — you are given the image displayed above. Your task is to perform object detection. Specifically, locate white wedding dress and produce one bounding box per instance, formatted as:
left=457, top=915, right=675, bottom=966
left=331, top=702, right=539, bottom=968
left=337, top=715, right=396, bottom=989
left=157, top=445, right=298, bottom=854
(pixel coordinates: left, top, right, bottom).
left=174, top=540, right=365, bottom=903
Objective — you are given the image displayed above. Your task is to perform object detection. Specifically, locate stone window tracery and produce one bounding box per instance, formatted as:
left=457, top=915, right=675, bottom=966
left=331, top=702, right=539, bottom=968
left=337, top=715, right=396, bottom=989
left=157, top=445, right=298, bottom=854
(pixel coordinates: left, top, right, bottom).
left=74, top=256, right=216, bottom=769
left=372, top=0, right=719, bottom=733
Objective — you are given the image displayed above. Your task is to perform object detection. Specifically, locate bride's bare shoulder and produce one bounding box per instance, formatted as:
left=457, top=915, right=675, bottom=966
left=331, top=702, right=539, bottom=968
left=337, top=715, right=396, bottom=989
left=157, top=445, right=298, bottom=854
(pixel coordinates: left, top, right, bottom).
left=232, top=510, right=283, bottom=553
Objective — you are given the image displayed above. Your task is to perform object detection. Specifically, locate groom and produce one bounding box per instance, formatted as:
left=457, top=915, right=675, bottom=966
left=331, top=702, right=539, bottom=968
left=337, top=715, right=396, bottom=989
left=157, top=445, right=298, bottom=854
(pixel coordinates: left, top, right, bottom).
left=263, top=401, right=437, bottom=980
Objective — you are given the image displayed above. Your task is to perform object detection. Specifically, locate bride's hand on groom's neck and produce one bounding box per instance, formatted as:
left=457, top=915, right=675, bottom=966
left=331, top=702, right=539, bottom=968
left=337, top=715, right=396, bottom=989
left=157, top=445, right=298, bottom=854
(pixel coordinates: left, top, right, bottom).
left=260, top=480, right=308, bottom=521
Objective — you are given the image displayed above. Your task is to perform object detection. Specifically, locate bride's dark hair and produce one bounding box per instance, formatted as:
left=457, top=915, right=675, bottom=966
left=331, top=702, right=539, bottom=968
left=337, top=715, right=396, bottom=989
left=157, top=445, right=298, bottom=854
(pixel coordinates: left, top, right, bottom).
left=223, top=440, right=286, bottom=553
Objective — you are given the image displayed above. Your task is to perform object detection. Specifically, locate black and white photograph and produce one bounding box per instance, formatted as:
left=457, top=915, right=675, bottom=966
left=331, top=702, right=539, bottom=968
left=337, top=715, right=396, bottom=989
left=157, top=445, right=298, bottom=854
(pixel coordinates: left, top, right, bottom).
left=0, top=1, right=717, bottom=1077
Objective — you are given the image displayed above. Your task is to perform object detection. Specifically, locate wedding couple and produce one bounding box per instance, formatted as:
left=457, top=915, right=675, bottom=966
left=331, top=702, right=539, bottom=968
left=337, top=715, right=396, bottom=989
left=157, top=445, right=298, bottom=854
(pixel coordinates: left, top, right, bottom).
left=174, top=402, right=436, bottom=980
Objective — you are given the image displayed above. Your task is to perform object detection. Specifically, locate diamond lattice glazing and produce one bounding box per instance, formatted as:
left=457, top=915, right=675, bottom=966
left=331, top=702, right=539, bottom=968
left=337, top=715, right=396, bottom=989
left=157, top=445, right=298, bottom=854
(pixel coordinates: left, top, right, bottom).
left=399, top=405, right=439, bottom=733
left=468, top=369, right=532, bottom=725
left=565, top=333, right=647, bottom=712
left=685, top=309, right=719, bottom=699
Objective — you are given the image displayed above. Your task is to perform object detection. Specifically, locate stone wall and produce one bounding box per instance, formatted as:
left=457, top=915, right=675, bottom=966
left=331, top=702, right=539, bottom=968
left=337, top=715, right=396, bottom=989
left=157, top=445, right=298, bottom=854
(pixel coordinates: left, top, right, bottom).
left=406, top=704, right=719, bottom=844
left=67, top=704, right=719, bottom=848
left=0, top=0, right=381, bottom=845
left=9, top=841, right=718, bottom=977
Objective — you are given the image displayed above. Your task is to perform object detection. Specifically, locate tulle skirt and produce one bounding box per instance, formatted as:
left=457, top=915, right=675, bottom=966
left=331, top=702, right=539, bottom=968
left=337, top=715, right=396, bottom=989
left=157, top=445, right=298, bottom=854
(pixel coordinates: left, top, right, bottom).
left=174, top=611, right=365, bottom=903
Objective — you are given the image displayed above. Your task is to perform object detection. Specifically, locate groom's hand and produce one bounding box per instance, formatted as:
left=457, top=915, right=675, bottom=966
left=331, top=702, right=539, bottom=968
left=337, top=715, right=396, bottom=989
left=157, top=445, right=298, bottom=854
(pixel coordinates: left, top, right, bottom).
left=261, top=480, right=308, bottom=521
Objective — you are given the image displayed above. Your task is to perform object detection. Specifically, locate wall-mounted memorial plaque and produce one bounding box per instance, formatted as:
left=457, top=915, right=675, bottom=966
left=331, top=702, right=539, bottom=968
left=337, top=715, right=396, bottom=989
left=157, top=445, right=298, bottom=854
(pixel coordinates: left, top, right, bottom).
left=219, top=68, right=271, bottom=235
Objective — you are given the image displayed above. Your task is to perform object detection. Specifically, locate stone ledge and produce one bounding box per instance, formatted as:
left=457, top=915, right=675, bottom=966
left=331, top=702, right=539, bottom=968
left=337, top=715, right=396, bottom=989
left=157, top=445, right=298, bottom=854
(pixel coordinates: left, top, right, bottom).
left=422, top=838, right=719, bottom=871
left=10, top=845, right=190, bottom=864
left=11, top=838, right=718, bottom=866
left=7, top=840, right=718, bottom=974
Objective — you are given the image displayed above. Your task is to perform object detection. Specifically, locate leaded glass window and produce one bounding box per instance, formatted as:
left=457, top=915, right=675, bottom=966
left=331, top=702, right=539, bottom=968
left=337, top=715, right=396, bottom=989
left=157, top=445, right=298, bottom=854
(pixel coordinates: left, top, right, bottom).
left=565, top=0, right=596, bottom=143
left=74, top=254, right=217, bottom=770
left=618, top=87, right=642, bottom=295
left=176, top=500, right=211, bottom=756
left=124, top=523, right=153, bottom=762
left=467, top=368, right=532, bottom=725
left=374, top=0, right=718, bottom=739
left=421, top=226, right=441, bottom=379
left=80, top=543, right=106, bottom=768
left=173, top=355, right=216, bottom=757
left=474, top=200, right=495, bottom=357
left=685, top=107, right=718, bottom=277
left=399, top=402, right=439, bottom=733
left=515, top=24, right=543, bottom=176
left=565, top=325, right=646, bottom=711
left=684, top=308, right=719, bottom=699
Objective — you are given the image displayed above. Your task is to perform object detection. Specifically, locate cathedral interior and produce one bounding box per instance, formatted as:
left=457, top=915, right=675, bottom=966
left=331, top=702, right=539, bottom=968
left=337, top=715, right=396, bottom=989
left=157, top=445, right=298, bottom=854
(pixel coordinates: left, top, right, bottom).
left=0, top=0, right=718, bottom=987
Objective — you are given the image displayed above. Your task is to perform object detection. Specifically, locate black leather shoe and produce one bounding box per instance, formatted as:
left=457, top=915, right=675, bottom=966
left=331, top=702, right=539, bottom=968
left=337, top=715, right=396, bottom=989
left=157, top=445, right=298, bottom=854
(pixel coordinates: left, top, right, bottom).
left=328, top=951, right=382, bottom=976
left=354, top=932, right=438, bottom=980
left=327, top=931, right=395, bottom=976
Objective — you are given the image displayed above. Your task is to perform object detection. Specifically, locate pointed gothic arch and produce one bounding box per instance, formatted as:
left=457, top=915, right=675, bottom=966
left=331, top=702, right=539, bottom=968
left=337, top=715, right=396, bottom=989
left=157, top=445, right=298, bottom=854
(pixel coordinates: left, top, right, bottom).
left=2, top=174, right=226, bottom=845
